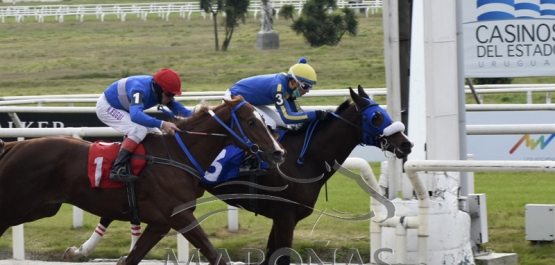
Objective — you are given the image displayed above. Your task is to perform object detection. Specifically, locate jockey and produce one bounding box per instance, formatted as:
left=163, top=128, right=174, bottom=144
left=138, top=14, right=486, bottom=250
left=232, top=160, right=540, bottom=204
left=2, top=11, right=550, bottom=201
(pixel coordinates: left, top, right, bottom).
left=96, top=68, right=193, bottom=182
left=225, top=57, right=327, bottom=131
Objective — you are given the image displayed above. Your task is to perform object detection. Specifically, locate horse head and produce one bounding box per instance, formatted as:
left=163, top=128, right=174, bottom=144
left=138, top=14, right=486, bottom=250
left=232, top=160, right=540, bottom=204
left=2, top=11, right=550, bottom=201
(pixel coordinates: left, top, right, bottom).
left=190, top=95, right=286, bottom=166
left=350, top=85, right=412, bottom=158
left=224, top=95, right=286, bottom=165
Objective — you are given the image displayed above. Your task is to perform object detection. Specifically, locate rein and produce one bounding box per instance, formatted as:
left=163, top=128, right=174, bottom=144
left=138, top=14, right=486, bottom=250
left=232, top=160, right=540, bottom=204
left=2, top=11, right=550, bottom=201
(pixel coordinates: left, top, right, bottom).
left=296, top=109, right=385, bottom=164
left=171, top=100, right=263, bottom=178
left=133, top=154, right=203, bottom=179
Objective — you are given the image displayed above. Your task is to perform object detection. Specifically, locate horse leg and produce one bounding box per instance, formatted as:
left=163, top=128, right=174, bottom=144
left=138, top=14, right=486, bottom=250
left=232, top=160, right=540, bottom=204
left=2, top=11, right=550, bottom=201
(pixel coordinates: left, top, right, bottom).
left=265, top=217, right=297, bottom=265
left=169, top=210, right=226, bottom=265
left=120, top=224, right=171, bottom=265
left=130, top=220, right=141, bottom=252
left=63, top=217, right=114, bottom=260
left=0, top=203, right=61, bottom=237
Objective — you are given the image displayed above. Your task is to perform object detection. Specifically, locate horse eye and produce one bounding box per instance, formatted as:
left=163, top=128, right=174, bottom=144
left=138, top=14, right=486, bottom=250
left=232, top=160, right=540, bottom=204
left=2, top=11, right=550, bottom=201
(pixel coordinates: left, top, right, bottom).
left=371, top=112, right=384, bottom=127
left=248, top=120, right=255, bottom=126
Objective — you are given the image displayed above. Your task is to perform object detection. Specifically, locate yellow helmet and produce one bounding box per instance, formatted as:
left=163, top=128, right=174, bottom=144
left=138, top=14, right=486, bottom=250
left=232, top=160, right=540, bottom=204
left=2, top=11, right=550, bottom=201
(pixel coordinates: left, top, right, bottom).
left=288, top=57, right=317, bottom=85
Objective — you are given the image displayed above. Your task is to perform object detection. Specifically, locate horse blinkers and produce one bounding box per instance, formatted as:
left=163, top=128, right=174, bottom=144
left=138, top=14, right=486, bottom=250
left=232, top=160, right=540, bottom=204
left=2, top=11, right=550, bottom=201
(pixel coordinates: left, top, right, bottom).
left=358, top=102, right=393, bottom=147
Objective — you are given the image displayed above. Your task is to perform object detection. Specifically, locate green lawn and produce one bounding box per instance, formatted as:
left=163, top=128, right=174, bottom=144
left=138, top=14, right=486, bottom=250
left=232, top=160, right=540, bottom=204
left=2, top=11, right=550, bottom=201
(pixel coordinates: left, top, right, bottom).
left=1, top=1, right=555, bottom=263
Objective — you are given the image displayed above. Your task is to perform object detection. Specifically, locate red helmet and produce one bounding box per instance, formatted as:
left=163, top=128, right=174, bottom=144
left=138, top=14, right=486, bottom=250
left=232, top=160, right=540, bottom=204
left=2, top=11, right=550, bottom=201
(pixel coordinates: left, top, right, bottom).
left=153, top=68, right=182, bottom=95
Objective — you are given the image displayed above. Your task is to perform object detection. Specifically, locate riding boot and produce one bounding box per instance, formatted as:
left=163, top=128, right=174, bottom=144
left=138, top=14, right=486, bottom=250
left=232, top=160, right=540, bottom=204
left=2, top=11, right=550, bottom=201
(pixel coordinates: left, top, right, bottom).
left=109, top=148, right=138, bottom=182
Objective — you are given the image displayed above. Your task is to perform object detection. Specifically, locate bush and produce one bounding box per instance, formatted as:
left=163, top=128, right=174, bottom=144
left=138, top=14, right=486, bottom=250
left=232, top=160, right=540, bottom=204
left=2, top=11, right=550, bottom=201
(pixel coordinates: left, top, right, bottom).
left=471, top=78, right=513, bottom=85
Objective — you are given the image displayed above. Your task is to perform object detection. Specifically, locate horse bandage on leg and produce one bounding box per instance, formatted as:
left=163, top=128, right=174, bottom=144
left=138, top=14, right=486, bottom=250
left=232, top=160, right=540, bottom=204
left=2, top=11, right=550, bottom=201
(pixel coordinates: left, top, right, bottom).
left=79, top=223, right=106, bottom=256
left=130, top=224, right=141, bottom=251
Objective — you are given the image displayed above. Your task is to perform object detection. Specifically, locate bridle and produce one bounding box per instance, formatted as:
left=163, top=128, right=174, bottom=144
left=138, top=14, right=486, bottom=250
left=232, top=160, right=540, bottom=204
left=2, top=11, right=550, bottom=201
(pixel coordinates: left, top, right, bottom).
left=297, top=101, right=400, bottom=164
left=154, top=100, right=266, bottom=179
left=328, top=102, right=398, bottom=148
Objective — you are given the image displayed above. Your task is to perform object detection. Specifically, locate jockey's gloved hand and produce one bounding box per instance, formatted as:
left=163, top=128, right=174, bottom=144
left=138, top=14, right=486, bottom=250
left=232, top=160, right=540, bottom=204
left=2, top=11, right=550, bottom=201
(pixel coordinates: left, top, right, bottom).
left=315, top=110, right=328, bottom=121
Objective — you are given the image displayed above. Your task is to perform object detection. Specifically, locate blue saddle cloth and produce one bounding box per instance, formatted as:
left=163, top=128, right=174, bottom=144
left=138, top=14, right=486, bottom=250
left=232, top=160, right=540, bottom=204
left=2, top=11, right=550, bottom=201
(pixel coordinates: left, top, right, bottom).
left=201, top=130, right=285, bottom=184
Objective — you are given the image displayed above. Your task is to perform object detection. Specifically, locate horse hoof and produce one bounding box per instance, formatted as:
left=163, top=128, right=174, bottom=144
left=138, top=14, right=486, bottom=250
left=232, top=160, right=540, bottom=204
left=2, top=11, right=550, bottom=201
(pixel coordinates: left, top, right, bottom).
left=62, top=246, right=77, bottom=260
left=116, top=256, right=127, bottom=265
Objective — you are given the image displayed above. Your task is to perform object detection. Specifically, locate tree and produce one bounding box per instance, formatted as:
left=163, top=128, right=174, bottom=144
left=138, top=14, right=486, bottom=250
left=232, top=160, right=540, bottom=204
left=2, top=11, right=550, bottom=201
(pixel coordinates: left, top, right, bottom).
left=200, top=0, right=224, bottom=51
left=222, top=0, right=249, bottom=51
left=471, top=78, right=513, bottom=85
left=200, top=0, right=249, bottom=52
left=280, top=0, right=358, bottom=47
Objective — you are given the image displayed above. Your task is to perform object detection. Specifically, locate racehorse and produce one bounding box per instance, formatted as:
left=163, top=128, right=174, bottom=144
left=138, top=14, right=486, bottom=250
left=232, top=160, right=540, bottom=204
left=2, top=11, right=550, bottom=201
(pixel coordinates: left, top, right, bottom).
left=64, top=86, right=413, bottom=264
left=0, top=96, right=286, bottom=265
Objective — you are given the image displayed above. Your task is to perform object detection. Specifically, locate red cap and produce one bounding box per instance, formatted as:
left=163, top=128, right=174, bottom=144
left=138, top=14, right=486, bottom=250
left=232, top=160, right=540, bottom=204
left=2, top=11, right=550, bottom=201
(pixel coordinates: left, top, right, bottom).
left=153, top=68, right=182, bottom=95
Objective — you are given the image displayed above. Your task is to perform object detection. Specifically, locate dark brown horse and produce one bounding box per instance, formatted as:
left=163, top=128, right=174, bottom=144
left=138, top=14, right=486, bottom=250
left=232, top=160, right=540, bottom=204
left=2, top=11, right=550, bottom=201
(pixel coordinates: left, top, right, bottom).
left=0, top=96, right=285, bottom=265
left=65, top=86, right=412, bottom=264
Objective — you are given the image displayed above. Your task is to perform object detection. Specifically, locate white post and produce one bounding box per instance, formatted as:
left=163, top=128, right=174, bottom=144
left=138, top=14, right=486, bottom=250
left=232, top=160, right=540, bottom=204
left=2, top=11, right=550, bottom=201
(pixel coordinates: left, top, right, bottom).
left=382, top=0, right=402, bottom=200
left=228, top=205, right=238, bottom=231
left=177, top=234, right=189, bottom=262
left=72, top=134, right=84, bottom=228
left=527, top=91, right=532, bottom=104
left=12, top=225, right=24, bottom=260
left=73, top=206, right=83, bottom=228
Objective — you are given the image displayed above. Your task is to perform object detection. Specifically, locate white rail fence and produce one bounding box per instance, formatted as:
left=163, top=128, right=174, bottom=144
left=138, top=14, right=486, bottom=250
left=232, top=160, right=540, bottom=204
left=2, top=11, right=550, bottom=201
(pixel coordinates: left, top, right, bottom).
left=1, top=84, right=554, bottom=261
left=0, top=0, right=383, bottom=23
left=400, top=160, right=555, bottom=263
left=1, top=84, right=554, bottom=106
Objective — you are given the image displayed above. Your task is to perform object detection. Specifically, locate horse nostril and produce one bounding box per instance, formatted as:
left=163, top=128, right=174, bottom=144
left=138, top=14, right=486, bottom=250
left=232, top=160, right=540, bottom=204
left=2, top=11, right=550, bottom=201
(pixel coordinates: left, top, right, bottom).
left=272, top=150, right=285, bottom=162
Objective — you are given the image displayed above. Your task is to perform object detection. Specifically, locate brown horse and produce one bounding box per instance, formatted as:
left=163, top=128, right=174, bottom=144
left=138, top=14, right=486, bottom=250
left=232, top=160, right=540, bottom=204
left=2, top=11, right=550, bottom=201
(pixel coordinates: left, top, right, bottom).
left=64, top=86, right=412, bottom=264
left=0, top=96, right=285, bottom=265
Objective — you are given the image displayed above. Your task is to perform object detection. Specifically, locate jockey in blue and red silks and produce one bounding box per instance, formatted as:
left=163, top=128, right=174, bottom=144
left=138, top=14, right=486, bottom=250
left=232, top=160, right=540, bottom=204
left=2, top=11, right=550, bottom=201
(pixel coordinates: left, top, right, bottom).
left=96, top=68, right=193, bottom=182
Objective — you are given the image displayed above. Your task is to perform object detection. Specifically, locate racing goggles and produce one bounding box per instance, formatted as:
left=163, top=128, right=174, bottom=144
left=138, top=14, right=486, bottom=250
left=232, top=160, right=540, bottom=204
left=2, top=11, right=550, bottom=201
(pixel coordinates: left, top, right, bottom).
left=289, top=67, right=313, bottom=91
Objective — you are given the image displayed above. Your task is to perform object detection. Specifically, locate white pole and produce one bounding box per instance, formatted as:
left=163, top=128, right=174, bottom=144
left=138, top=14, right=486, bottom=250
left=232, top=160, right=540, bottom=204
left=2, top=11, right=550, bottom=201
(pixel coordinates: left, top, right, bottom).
left=177, top=234, right=189, bottom=262
left=73, top=206, right=83, bottom=228
left=12, top=224, right=24, bottom=260
left=408, top=0, right=427, bottom=163
left=228, top=205, right=239, bottom=231
left=382, top=0, right=401, bottom=199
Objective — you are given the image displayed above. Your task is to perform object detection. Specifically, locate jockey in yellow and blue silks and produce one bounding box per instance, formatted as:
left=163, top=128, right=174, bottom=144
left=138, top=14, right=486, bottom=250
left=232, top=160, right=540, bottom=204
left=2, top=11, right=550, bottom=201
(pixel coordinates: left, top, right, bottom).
left=225, top=57, right=327, bottom=130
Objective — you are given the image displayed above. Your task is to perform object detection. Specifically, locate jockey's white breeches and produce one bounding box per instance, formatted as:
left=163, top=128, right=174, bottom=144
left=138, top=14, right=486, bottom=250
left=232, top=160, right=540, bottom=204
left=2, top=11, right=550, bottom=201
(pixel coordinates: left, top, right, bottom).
left=96, top=94, right=162, bottom=143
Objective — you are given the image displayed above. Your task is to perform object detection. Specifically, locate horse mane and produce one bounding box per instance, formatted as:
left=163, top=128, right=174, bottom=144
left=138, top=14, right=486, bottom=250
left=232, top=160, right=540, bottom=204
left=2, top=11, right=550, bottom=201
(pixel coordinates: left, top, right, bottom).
left=335, top=99, right=351, bottom=114
left=172, top=96, right=246, bottom=131
left=172, top=104, right=216, bottom=130
left=286, top=99, right=352, bottom=136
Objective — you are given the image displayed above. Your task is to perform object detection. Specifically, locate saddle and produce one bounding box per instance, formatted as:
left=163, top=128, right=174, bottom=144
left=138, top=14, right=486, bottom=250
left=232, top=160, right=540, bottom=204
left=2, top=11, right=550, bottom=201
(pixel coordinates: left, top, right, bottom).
left=87, top=141, right=147, bottom=189
left=87, top=140, right=145, bottom=225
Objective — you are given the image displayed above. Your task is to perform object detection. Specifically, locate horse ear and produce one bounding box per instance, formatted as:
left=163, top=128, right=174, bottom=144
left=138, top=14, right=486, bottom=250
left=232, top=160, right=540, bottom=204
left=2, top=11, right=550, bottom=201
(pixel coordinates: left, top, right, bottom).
left=358, top=85, right=369, bottom=99
left=225, top=95, right=242, bottom=109
left=350, top=87, right=368, bottom=110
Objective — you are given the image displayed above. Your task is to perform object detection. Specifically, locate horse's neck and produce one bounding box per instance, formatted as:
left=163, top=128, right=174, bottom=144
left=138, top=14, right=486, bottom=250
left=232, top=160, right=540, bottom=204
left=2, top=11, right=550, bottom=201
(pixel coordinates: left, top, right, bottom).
left=144, top=130, right=231, bottom=173
left=182, top=135, right=231, bottom=171
left=285, top=112, right=361, bottom=184
left=318, top=111, right=361, bottom=161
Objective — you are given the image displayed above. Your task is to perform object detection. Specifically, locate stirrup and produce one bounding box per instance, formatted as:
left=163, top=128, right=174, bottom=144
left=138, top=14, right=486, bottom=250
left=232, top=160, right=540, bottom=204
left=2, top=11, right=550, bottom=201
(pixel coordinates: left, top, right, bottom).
left=110, top=167, right=138, bottom=182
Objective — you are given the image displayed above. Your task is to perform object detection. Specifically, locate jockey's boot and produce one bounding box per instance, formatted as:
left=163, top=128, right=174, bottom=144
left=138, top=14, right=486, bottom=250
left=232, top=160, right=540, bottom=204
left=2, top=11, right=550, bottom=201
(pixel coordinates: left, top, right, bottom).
left=110, top=148, right=138, bottom=182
